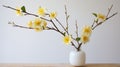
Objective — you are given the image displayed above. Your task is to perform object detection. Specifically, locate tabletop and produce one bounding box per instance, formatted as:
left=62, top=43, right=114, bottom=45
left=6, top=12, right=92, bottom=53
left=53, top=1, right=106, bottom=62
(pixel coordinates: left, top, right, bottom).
left=0, top=63, right=120, bottom=67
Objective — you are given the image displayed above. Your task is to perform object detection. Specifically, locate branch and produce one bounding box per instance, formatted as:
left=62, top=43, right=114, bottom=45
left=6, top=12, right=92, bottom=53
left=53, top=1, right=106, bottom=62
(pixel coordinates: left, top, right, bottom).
left=71, top=42, right=78, bottom=50
left=75, top=20, right=78, bottom=37
left=92, top=4, right=117, bottom=30
left=55, top=18, right=69, bottom=34
left=8, top=21, right=65, bottom=37
left=92, top=12, right=117, bottom=30
left=47, top=27, right=64, bottom=36
left=3, top=5, right=52, bottom=22
left=3, top=5, right=63, bottom=33
left=91, top=20, right=96, bottom=28
left=65, top=5, right=69, bottom=32
left=106, top=12, right=118, bottom=20
left=106, top=5, right=113, bottom=18
left=92, top=21, right=102, bottom=30
left=8, top=22, right=33, bottom=29
left=50, top=20, right=60, bottom=31
left=77, top=43, right=82, bottom=51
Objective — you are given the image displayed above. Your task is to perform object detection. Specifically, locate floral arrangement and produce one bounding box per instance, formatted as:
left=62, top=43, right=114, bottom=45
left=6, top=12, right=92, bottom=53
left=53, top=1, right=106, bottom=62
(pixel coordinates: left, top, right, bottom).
left=3, top=4, right=117, bottom=51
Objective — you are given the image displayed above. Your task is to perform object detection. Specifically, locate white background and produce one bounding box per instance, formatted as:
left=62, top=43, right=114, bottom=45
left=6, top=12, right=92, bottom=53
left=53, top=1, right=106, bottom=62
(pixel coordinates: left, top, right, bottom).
left=0, top=0, right=120, bottom=63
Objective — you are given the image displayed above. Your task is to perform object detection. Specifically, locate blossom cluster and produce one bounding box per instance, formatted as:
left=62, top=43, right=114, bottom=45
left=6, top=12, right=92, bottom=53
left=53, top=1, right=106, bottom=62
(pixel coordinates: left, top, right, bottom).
left=4, top=4, right=117, bottom=51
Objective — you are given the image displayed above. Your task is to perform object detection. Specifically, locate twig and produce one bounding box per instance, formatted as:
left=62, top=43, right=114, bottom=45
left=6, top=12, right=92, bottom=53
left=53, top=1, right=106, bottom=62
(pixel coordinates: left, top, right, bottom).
left=65, top=5, right=69, bottom=31
left=55, top=18, right=69, bottom=34
left=92, top=4, right=117, bottom=30
left=3, top=5, right=17, bottom=11
left=92, top=12, right=117, bottom=30
left=106, top=12, right=118, bottom=20
left=3, top=5, right=62, bottom=33
left=3, top=5, right=53, bottom=22
left=71, top=42, right=78, bottom=50
left=8, top=22, right=33, bottom=29
left=47, top=27, right=64, bottom=36
left=8, top=21, right=64, bottom=36
left=75, top=20, right=82, bottom=51
left=77, top=43, right=82, bottom=51
left=91, top=20, right=96, bottom=28
left=106, top=5, right=113, bottom=18
left=75, top=20, right=78, bottom=37
left=92, top=21, right=103, bottom=30
left=50, top=20, right=60, bottom=31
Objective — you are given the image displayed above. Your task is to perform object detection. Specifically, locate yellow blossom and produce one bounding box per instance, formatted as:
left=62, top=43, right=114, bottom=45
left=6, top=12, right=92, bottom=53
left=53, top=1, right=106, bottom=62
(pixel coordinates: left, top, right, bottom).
left=82, top=25, right=92, bottom=36
left=42, top=20, right=47, bottom=29
left=38, top=7, right=45, bottom=16
left=34, top=26, right=42, bottom=32
left=50, top=12, right=57, bottom=19
left=81, top=34, right=90, bottom=44
left=97, top=13, right=106, bottom=21
left=63, top=35, right=72, bottom=45
left=27, top=21, right=33, bottom=28
left=33, top=18, right=41, bottom=27
left=15, top=7, right=23, bottom=16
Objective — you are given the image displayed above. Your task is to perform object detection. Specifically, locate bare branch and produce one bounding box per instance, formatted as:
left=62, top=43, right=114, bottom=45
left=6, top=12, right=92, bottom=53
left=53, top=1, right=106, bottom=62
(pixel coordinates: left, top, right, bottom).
left=75, top=20, right=78, bottom=37
left=106, top=5, right=113, bottom=17
left=8, top=22, right=33, bottom=29
left=65, top=5, right=69, bottom=31
left=55, top=18, right=69, bottom=34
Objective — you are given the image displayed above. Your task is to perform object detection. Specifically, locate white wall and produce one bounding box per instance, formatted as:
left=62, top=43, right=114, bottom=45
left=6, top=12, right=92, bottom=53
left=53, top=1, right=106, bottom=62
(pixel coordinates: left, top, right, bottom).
left=0, top=0, right=120, bottom=63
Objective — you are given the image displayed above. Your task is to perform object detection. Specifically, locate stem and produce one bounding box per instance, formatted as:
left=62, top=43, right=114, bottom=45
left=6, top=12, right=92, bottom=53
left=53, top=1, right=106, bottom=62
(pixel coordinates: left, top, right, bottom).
left=65, top=5, right=69, bottom=31
left=91, top=5, right=117, bottom=30
left=8, top=22, right=78, bottom=51
left=91, top=20, right=96, bottom=28
left=8, top=21, right=65, bottom=36
left=92, top=12, right=117, bottom=30
left=50, top=20, right=59, bottom=31
left=106, top=5, right=113, bottom=18
left=3, top=5, right=62, bottom=33
left=47, top=27, right=64, bottom=36
left=77, top=43, right=82, bottom=51
left=8, top=22, right=33, bottom=29
left=75, top=21, right=78, bottom=37
left=3, top=5, right=17, bottom=11
left=92, top=21, right=103, bottom=30
left=106, top=12, right=118, bottom=20
left=55, top=18, right=69, bottom=34
left=71, top=42, right=78, bottom=50
left=75, top=21, right=81, bottom=50
left=3, top=5, right=52, bottom=22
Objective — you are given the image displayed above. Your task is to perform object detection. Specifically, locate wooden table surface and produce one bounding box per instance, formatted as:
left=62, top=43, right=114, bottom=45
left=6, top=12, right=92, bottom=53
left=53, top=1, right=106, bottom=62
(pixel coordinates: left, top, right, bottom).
left=0, top=63, right=120, bottom=67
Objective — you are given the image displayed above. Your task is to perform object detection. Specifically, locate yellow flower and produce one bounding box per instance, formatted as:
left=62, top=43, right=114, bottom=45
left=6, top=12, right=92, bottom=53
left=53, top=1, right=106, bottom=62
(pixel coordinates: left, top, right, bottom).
left=38, top=7, right=45, bottom=16
left=50, top=12, right=57, bottom=19
left=82, top=25, right=92, bottom=36
left=42, top=20, right=47, bottom=29
left=34, top=26, right=42, bottom=32
left=27, top=21, right=33, bottom=28
left=63, top=35, right=72, bottom=45
left=97, top=13, right=106, bottom=21
left=15, top=7, right=23, bottom=16
left=81, top=34, right=90, bottom=44
left=33, top=18, right=42, bottom=27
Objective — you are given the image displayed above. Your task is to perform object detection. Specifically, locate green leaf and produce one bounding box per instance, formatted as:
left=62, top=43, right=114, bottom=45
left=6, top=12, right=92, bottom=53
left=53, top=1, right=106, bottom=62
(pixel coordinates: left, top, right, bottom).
left=92, top=13, right=97, bottom=17
left=21, top=6, right=26, bottom=12
left=63, top=32, right=66, bottom=36
left=95, top=18, right=98, bottom=23
left=76, top=37, right=80, bottom=41
left=67, top=15, right=70, bottom=20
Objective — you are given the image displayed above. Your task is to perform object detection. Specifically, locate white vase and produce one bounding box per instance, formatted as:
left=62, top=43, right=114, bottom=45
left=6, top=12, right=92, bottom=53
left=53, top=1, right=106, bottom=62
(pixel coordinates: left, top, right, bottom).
left=69, top=50, right=86, bottom=66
